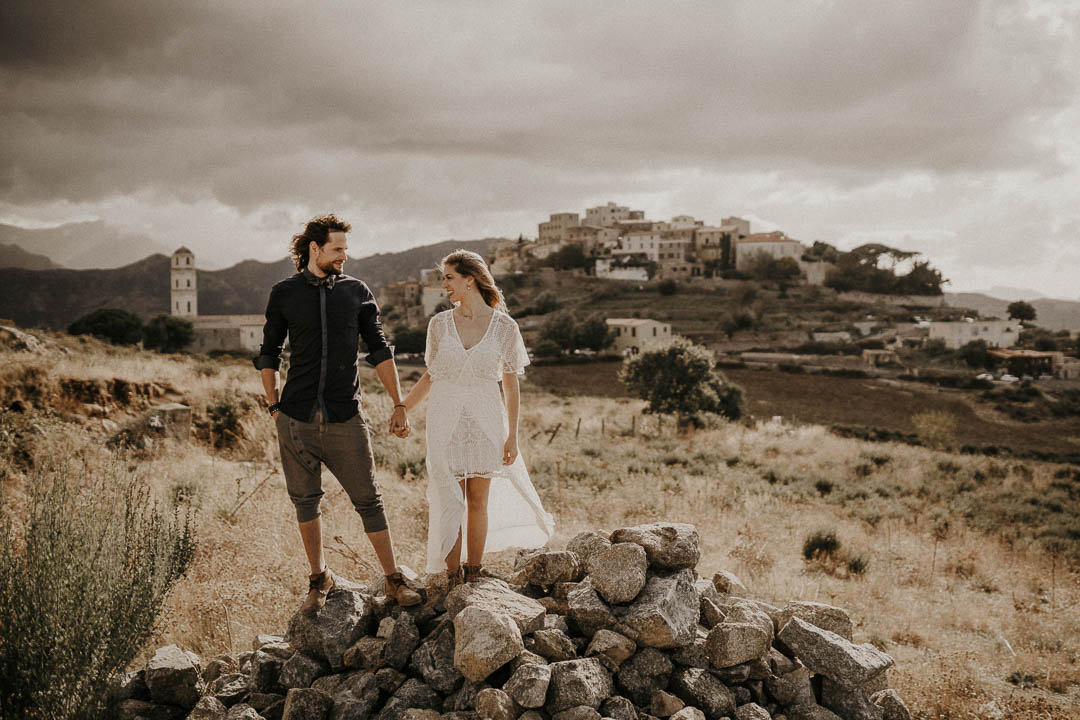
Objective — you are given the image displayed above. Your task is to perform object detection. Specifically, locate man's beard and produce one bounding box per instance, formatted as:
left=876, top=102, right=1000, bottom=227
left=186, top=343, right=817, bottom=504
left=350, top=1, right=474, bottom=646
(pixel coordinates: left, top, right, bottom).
left=317, top=258, right=343, bottom=276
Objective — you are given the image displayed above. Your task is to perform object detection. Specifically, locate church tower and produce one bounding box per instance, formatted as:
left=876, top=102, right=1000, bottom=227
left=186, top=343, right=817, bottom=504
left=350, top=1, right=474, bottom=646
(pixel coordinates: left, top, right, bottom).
left=171, top=247, right=198, bottom=317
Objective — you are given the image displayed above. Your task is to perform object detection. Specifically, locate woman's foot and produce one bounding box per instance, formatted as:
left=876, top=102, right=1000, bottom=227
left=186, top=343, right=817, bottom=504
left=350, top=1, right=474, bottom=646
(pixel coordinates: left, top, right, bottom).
left=446, top=566, right=465, bottom=591
left=385, top=570, right=422, bottom=607
left=463, top=563, right=485, bottom=584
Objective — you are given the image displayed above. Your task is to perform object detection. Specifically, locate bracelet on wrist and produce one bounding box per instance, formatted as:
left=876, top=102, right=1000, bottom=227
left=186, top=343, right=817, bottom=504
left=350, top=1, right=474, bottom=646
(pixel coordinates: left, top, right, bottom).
left=267, top=401, right=281, bottom=415
left=394, top=403, right=406, bottom=409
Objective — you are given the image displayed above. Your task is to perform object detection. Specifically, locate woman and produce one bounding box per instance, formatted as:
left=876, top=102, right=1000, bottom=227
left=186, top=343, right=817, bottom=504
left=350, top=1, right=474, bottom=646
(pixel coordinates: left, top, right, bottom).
left=402, top=250, right=554, bottom=586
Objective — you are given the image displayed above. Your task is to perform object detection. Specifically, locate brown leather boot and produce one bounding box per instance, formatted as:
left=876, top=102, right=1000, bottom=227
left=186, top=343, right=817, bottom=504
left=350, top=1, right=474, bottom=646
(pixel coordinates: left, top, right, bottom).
left=445, top=566, right=465, bottom=592
left=301, top=567, right=336, bottom=617
left=385, top=570, right=422, bottom=607
left=463, top=563, right=485, bottom=584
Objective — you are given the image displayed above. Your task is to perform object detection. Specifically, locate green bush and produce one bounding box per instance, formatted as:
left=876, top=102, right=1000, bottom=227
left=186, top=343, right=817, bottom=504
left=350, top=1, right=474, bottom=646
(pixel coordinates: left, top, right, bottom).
left=619, top=338, right=743, bottom=420
left=68, top=308, right=145, bottom=346
left=802, top=529, right=841, bottom=560
left=658, top=279, right=678, bottom=296
left=0, top=462, right=196, bottom=720
left=143, top=314, right=194, bottom=353
left=392, top=325, right=427, bottom=354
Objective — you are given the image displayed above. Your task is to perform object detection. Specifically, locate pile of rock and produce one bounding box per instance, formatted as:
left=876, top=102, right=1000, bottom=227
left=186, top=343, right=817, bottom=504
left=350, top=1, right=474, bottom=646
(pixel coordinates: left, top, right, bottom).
left=110, top=522, right=911, bottom=720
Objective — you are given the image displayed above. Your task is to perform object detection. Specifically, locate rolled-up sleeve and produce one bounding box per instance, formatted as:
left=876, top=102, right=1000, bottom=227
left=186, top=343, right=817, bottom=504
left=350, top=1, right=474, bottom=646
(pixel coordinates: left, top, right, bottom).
left=253, top=286, right=286, bottom=370
left=358, top=290, right=394, bottom=367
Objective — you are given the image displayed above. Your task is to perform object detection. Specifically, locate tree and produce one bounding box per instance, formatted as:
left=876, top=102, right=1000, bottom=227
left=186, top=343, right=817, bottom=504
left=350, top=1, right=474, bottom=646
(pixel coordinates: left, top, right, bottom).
left=619, top=338, right=743, bottom=421
left=539, top=311, right=577, bottom=351
left=539, top=313, right=614, bottom=354
left=392, top=326, right=427, bottom=354
left=748, top=253, right=801, bottom=284
left=143, top=314, right=194, bottom=353
left=658, top=279, right=678, bottom=296
left=544, top=243, right=589, bottom=271
left=1007, top=300, right=1037, bottom=322
left=574, top=316, right=614, bottom=352
left=958, top=339, right=988, bottom=368
left=68, top=308, right=145, bottom=346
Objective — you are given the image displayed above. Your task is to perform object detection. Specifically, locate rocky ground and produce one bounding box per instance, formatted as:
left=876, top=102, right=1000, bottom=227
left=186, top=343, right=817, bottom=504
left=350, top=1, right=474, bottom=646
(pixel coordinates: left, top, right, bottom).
left=111, top=523, right=909, bottom=720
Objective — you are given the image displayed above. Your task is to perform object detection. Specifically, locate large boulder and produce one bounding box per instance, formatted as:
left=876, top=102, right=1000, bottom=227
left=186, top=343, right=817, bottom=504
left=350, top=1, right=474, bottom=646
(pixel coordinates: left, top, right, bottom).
left=145, top=644, right=203, bottom=709
left=588, top=543, right=648, bottom=605
left=567, top=532, right=612, bottom=572
left=385, top=611, right=421, bottom=671
left=286, top=587, right=373, bottom=671
left=567, top=580, right=621, bottom=638
left=704, top=622, right=770, bottom=668
left=777, top=601, right=854, bottom=641
left=778, top=617, right=893, bottom=689
left=546, top=658, right=614, bottom=712
left=668, top=668, right=736, bottom=720
left=618, top=569, right=699, bottom=648
left=711, top=570, right=748, bottom=598
left=247, top=651, right=283, bottom=694
left=504, top=662, right=553, bottom=709
left=446, top=579, right=546, bottom=634
left=764, top=663, right=815, bottom=706
left=454, top=606, right=525, bottom=682
left=280, top=651, right=330, bottom=689
left=610, top=523, right=700, bottom=571
left=615, top=647, right=672, bottom=706
left=724, top=601, right=774, bottom=645
left=522, top=551, right=584, bottom=586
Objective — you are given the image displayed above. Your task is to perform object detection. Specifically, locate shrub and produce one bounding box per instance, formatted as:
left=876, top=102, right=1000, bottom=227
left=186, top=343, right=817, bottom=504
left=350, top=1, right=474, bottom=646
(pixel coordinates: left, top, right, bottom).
left=0, top=462, right=195, bottom=720
left=803, top=529, right=840, bottom=560
left=957, top=339, right=989, bottom=368
left=68, top=308, right=145, bottom=346
left=143, top=314, right=194, bottom=353
left=911, top=410, right=958, bottom=449
left=658, top=279, right=678, bottom=296
left=846, top=554, right=870, bottom=576
left=208, top=399, right=244, bottom=448
left=392, top=325, right=427, bottom=355
left=619, top=338, right=743, bottom=421
left=532, top=339, right=563, bottom=358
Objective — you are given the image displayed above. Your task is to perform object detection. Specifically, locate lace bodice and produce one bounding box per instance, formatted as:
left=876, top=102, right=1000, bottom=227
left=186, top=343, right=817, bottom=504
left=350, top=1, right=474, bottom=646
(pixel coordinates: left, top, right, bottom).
left=425, top=309, right=530, bottom=383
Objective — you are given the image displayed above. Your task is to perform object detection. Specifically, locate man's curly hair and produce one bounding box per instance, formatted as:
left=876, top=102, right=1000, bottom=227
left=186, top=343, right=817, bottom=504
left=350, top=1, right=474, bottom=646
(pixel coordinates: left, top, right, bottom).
left=290, top=214, right=351, bottom=271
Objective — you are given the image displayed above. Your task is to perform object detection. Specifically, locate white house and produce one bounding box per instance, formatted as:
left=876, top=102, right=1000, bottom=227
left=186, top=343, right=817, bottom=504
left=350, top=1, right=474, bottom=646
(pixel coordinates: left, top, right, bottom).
left=928, top=319, right=1019, bottom=349
left=734, top=232, right=804, bottom=271
left=170, top=247, right=263, bottom=353
left=606, top=318, right=673, bottom=354
left=595, top=257, right=649, bottom=281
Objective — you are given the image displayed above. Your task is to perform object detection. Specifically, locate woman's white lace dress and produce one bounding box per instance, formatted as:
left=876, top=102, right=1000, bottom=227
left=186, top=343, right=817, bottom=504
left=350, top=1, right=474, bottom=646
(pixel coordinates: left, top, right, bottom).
left=423, top=308, right=554, bottom=572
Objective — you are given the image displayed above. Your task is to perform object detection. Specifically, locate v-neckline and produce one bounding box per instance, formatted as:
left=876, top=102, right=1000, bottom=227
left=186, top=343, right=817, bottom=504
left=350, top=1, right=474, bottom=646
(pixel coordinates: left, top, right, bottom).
left=451, top=308, right=496, bottom=351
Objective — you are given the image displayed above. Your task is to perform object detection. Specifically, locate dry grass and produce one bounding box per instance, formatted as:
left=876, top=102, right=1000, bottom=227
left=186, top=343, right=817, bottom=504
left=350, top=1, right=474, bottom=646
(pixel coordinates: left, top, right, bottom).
left=2, top=332, right=1079, bottom=717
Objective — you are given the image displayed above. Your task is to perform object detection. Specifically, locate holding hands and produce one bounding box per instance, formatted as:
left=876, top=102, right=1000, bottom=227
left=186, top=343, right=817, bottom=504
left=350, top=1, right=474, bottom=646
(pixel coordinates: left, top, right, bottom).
left=389, top=404, right=410, bottom=438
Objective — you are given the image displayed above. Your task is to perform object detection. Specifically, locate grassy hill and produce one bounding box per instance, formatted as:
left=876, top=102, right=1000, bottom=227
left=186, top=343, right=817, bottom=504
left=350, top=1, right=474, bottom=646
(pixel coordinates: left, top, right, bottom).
left=1, top=330, right=1077, bottom=717
left=946, top=292, right=1080, bottom=332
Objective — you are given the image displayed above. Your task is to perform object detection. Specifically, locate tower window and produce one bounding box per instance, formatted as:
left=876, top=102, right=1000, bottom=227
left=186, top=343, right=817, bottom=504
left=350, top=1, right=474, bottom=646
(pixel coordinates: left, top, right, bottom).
left=187, top=301, right=191, bottom=312
left=187, top=279, right=191, bottom=287
left=186, top=257, right=191, bottom=266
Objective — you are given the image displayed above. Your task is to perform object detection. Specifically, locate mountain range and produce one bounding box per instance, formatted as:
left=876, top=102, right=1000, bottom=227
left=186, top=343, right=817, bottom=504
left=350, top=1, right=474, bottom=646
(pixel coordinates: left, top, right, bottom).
left=0, top=221, right=172, bottom=270
left=944, top=293, right=1080, bottom=332
left=0, top=238, right=495, bottom=331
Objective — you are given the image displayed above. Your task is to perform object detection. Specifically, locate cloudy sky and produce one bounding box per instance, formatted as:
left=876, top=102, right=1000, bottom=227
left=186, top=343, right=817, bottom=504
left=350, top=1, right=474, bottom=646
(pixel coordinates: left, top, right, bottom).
left=2, top=1, right=1077, bottom=296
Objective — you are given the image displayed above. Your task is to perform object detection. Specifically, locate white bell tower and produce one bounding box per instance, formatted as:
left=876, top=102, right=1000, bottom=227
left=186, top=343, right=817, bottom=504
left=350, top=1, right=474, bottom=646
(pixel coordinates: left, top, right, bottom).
left=170, top=247, right=198, bottom=317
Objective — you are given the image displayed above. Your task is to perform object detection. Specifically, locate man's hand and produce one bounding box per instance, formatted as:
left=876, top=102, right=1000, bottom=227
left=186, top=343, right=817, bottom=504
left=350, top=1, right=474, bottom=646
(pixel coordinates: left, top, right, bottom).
left=388, top=405, right=410, bottom=438
left=503, top=436, right=518, bottom=465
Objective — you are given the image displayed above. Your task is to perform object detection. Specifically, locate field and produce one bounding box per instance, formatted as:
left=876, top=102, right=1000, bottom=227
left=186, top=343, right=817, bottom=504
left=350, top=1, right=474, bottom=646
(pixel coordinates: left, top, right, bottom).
left=2, top=332, right=1079, bottom=718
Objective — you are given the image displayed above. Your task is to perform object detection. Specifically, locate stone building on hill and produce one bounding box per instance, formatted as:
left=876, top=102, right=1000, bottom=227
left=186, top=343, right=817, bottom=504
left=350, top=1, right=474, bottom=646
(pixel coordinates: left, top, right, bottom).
left=606, top=317, right=673, bottom=355
left=170, top=247, right=264, bottom=353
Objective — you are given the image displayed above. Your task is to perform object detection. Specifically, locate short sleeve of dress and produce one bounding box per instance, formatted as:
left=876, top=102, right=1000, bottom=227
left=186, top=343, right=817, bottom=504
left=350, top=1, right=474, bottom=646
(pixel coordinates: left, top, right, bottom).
left=500, top=316, right=530, bottom=375
left=424, top=314, right=440, bottom=368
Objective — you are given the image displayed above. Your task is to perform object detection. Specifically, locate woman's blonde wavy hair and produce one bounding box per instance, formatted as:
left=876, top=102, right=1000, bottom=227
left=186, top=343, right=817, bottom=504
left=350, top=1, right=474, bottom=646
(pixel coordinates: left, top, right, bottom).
left=440, top=249, right=507, bottom=313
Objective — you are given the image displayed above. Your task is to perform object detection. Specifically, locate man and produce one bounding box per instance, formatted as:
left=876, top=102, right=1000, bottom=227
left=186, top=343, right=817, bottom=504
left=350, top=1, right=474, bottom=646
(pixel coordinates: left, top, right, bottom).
left=254, top=213, right=421, bottom=615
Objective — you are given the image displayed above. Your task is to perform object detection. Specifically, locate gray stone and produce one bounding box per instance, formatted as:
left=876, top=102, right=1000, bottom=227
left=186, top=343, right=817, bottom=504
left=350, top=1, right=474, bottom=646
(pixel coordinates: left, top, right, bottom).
left=110, top=670, right=150, bottom=703
left=249, top=692, right=286, bottom=712
left=532, top=629, right=578, bottom=662
left=446, top=713, right=482, bottom=720
left=615, top=648, right=672, bottom=706
left=545, top=614, right=571, bottom=632
left=618, top=569, right=699, bottom=648
left=504, top=662, right=552, bottom=709
left=310, top=672, right=347, bottom=696
left=280, top=651, right=331, bottom=689
left=476, top=688, right=520, bottom=720
left=509, top=651, right=549, bottom=672
left=281, top=687, right=332, bottom=719
left=767, top=647, right=797, bottom=676
left=870, top=690, right=912, bottom=720
left=777, top=618, right=893, bottom=690
left=332, top=672, right=380, bottom=720
left=585, top=630, right=637, bottom=672
left=547, top=659, right=614, bottom=712
left=668, top=668, right=736, bottom=720
left=765, top=663, right=814, bottom=706
left=203, top=657, right=237, bottom=685
left=145, top=644, right=203, bottom=709
left=114, top=698, right=186, bottom=720
left=377, top=679, right=442, bottom=720
left=777, top=602, right=854, bottom=642
left=254, top=634, right=285, bottom=650
left=610, top=523, right=700, bottom=571
left=589, top=544, right=648, bottom=605
left=248, top=650, right=283, bottom=694
left=567, top=532, right=612, bottom=571
left=523, top=551, right=585, bottom=586
left=209, top=673, right=250, bottom=707
left=188, top=696, right=229, bottom=720
left=519, top=713, right=545, bottom=720
left=225, top=704, right=263, bottom=720
left=700, top=598, right=725, bottom=630
left=376, top=667, right=409, bottom=694
left=552, top=707, right=601, bottom=720
left=599, top=696, right=637, bottom=720
left=401, top=712, right=443, bottom=720
left=787, top=705, right=843, bottom=720
left=668, top=708, right=705, bottom=720
left=732, top=687, right=752, bottom=705
left=669, top=630, right=709, bottom=669
left=726, top=601, right=774, bottom=645
left=821, top=677, right=884, bottom=720
left=539, top=597, right=570, bottom=616
left=567, top=580, right=621, bottom=639
left=377, top=617, right=396, bottom=639
left=650, top=690, right=685, bottom=717
left=260, top=642, right=295, bottom=661
left=711, top=571, right=748, bottom=598
left=287, top=587, right=373, bottom=672
left=734, top=704, right=771, bottom=720
left=711, top=662, right=751, bottom=684
left=386, top=611, right=421, bottom=671
left=705, top=622, right=771, bottom=668
left=454, top=606, right=525, bottom=682
left=444, top=679, right=487, bottom=712
left=447, top=579, right=547, bottom=635
left=409, top=622, right=464, bottom=695
left=344, top=637, right=387, bottom=671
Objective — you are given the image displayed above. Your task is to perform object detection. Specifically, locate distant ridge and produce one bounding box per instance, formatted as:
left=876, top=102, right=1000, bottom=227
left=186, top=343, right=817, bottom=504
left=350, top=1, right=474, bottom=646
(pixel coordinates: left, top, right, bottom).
left=945, top=292, right=1080, bottom=331
left=0, top=243, right=63, bottom=270
left=0, top=221, right=171, bottom=269
left=0, top=238, right=497, bottom=331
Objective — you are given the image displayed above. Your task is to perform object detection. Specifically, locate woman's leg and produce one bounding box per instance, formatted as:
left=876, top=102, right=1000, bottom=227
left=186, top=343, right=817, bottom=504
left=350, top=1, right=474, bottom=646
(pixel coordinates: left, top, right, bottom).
left=464, top=476, right=492, bottom=565
left=444, top=479, right=467, bottom=571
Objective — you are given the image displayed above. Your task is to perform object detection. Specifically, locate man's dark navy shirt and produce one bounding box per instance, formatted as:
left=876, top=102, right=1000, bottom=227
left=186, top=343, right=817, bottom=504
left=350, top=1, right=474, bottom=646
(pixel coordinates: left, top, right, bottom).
left=254, top=270, right=394, bottom=423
